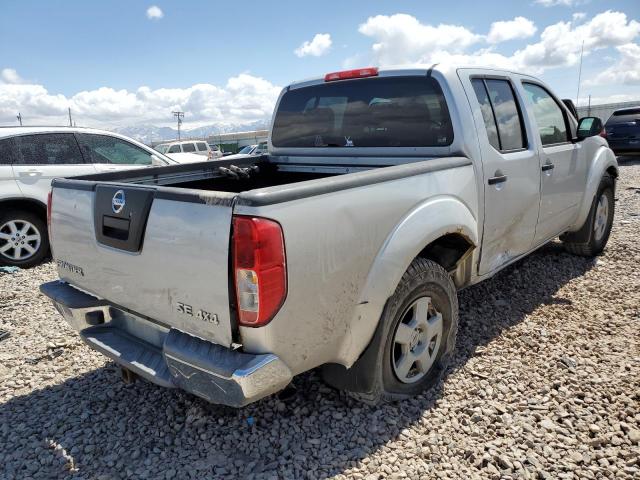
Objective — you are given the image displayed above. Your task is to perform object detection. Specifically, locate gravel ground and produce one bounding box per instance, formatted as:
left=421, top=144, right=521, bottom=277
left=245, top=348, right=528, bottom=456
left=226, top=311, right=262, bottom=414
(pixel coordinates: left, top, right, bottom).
left=1, top=160, right=639, bottom=480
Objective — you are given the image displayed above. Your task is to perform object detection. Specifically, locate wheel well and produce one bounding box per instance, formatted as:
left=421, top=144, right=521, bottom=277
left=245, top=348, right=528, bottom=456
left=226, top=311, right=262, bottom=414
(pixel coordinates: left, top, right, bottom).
left=0, top=198, right=47, bottom=221
left=417, top=233, right=475, bottom=271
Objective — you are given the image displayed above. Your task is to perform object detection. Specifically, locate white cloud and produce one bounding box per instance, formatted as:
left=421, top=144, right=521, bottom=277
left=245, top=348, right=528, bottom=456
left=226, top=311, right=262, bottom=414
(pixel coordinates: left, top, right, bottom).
left=0, top=70, right=281, bottom=128
left=487, top=17, right=537, bottom=44
left=535, top=0, right=581, bottom=6
left=1, top=68, right=24, bottom=84
left=352, top=10, right=640, bottom=76
left=294, top=33, right=332, bottom=57
left=358, top=14, right=482, bottom=66
left=146, top=5, right=163, bottom=20
left=587, top=43, right=640, bottom=86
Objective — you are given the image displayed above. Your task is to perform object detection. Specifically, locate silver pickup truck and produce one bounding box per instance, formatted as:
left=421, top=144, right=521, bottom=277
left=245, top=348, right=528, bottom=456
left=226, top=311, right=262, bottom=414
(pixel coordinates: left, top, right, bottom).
left=41, top=65, right=618, bottom=407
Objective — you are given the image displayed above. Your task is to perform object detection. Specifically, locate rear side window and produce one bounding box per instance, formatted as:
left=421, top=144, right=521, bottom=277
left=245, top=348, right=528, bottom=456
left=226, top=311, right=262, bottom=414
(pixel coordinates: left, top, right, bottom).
left=182, top=143, right=196, bottom=152
left=522, top=83, right=569, bottom=146
left=471, top=80, right=500, bottom=150
left=0, top=138, right=15, bottom=165
left=13, top=134, right=84, bottom=165
left=76, top=134, right=153, bottom=165
left=607, top=108, right=640, bottom=125
left=196, top=142, right=208, bottom=152
left=168, top=145, right=181, bottom=153
left=471, top=79, right=526, bottom=152
left=272, top=76, right=453, bottom=148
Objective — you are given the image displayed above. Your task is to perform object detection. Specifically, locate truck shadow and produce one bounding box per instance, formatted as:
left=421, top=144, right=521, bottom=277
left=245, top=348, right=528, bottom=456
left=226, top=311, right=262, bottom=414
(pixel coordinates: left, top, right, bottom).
left=0, top=241, right=595, bottom=479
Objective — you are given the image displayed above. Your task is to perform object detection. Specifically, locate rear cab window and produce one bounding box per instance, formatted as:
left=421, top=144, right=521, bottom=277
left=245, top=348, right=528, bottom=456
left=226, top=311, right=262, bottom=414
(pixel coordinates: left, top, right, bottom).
left=272, top=76, right=454, bottom=148
left=196, top=142, right=209, bottom=152
left=182, top=143, right=196, bottom=152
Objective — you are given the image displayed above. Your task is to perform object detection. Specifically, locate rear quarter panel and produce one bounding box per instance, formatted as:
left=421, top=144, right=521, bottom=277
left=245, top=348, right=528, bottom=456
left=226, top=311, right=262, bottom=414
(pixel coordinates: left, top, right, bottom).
left=234, top=161, right=478, bottom=374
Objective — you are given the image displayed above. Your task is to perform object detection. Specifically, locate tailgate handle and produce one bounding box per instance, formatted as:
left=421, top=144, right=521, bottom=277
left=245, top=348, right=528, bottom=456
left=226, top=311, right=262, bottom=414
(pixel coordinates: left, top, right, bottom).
left=102, top=215, right=130, bottom=241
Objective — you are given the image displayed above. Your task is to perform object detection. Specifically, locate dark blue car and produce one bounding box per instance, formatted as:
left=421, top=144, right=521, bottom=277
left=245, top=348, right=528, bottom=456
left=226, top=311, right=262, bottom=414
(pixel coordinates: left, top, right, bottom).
left=605, top=107, right=640, bottom=155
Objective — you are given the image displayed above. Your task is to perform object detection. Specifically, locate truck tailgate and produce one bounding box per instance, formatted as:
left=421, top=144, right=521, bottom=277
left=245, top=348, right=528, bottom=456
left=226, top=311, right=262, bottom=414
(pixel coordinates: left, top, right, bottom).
left=50, top=181, right=236, bottom=347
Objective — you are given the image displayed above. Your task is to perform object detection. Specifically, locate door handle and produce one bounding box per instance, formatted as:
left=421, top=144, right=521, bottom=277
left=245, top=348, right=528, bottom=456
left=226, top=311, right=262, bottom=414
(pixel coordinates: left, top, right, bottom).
left=488, top=175, right=508, bottom=185
left=541, top=163, right=555, bottom=171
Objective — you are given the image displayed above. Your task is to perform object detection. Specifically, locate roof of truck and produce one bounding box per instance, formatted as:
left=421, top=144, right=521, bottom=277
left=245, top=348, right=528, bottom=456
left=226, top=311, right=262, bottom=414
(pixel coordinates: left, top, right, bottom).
left=287, top=63, right=536, bottom=89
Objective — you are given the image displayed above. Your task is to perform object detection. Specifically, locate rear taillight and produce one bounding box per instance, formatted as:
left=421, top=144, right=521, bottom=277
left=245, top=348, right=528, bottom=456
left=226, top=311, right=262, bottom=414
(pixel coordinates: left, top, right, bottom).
left=232, top=216, right=286, bottom=327
left=324, top=67, right=379, bottom=82
left=599, top=127, right=607, bottom=139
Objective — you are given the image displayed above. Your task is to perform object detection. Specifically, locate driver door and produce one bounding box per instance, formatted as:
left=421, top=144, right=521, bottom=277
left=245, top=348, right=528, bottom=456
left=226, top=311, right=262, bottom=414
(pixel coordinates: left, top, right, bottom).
left=75, top=133, right=158, bottom=173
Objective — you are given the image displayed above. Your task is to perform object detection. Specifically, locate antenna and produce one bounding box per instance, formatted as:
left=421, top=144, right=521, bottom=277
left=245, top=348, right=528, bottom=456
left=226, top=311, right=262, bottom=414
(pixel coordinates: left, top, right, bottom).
left=575, top=40, right=584, bottom=108
left=68, top=107, right=74, bottom=127
left=172, top=111, right=184, bottom=140
left=16, top=113, right=22, bottom=126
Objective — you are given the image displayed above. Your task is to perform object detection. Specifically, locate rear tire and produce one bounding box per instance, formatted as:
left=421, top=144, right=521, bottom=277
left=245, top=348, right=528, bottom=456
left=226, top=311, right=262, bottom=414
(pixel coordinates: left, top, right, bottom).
left=0, top=209, right=49, bottom=268
left=339, top=258, right=458, bottom=404
left=562, top=175, right=615, bottom=257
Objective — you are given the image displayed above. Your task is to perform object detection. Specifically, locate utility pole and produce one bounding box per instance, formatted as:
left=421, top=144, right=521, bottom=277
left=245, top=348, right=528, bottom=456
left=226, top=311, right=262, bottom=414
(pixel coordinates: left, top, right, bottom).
left=575, top=40, right=585, bottom=108
left=16, top=113, right=22, bottom=126
left=172, top=111, right=184, bottom=140
left=587, top=95, right=591, bottom=116
left=68, top=107, right=73, bottom=127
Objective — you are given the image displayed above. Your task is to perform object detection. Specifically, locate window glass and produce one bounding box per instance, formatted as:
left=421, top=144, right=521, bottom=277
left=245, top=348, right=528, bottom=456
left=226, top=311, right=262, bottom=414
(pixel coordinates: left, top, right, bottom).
left=0, top=138, right=16, bottom=165
left=13, top=134, right=84, bottom=165
left=523, top=83, right=568, bottom=145
left=484, top=80, right=526, bottom=151
left=471, top=79, right=500, bottom=150
left=168, top=145, right=181, bottom=153
left=196, top=142, right=208, bottom=152
left=154, top=145, right=169, bottom=154
left=182, top=143, right=196, bottom=152
left=76, top=134, right=153, bottom=165
left=272, top=76, right=453, bottom=148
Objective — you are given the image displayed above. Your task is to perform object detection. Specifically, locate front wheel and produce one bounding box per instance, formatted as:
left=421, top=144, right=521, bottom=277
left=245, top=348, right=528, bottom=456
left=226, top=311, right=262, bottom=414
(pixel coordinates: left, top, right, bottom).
left=0, top=210, right=49, bottom=268
left=562, top=175, right=615, bottom=257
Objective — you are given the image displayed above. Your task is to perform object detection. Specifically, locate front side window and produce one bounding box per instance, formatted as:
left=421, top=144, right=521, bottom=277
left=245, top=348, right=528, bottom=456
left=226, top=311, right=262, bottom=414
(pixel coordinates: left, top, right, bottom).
left=168, top=145, right=181, bottom=153
left=196, top=142, right=208, bottom=152
left=272, top=76, right=453, bottom=148
left=523, top=83, right=569, bottom=146
left=76, top=134, right=153, bottom=165
left=182, top=143, right=196, bottom=152
left=13, top=134, right=84, bottom=165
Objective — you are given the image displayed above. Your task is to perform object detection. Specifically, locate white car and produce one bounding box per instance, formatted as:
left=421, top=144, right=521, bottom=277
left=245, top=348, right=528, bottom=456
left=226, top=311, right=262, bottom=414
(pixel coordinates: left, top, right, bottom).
left=0, top=126, right=176, bottom=267
left=154, top=140, right=223, bottom=159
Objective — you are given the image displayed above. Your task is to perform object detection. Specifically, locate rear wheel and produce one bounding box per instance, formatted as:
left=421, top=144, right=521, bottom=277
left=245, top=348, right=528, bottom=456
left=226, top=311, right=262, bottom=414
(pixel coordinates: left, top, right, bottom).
left=562, top=175, right=615, bottom=257
left=338, top=258, right=458, bottom=404
left=0, top=210, right=49, bottom=268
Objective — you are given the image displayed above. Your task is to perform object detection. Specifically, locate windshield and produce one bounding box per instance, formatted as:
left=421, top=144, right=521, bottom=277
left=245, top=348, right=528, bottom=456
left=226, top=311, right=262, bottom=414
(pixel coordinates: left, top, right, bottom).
left=238, top=145, right=254, bottom=154
left=272, top=76, right=453, bottom=148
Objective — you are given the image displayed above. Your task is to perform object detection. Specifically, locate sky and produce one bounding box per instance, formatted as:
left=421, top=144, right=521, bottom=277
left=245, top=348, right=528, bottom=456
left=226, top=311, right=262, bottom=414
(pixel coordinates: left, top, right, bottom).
left=0, top=0, right=639, bottom=129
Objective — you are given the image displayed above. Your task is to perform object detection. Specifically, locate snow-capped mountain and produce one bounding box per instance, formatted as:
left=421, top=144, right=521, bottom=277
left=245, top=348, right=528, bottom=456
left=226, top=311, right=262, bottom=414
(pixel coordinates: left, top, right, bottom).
left=114, top=120, right=269, bottom=144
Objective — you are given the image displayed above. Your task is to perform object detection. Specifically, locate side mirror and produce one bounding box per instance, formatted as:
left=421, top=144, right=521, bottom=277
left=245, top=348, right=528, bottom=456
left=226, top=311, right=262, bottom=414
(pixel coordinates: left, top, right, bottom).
left=576, top=116, right=604, bottom=140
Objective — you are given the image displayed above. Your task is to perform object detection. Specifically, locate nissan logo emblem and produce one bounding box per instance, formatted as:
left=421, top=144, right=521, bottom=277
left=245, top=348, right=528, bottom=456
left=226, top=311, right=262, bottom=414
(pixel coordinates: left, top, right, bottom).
left=112, top=190, right=125, bottom=214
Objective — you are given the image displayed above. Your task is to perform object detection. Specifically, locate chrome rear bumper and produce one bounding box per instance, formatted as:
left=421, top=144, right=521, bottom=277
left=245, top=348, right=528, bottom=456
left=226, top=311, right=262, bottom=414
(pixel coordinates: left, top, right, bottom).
left=40, top=280, right=292, bottom=407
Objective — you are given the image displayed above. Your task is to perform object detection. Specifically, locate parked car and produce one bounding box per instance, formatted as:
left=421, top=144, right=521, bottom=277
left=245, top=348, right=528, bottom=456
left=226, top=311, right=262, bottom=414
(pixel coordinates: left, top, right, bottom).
left=42, top=65, right=617, bottom=407
left=224, top=142, right=268, bottom=160
left=155, top=140, right=223, bottom=159
left=604, top=106, right=640, bottom=155
left=0, top=126, right=175, bottom=267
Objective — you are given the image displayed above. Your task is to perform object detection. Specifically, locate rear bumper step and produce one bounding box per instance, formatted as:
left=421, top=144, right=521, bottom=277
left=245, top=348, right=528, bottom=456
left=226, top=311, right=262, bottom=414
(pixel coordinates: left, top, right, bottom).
left=40, top=280, right=292, bottom=407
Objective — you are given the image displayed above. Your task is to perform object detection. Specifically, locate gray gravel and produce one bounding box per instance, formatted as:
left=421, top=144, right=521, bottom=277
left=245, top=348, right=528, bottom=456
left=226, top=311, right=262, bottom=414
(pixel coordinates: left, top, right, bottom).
left=1, top=160, right=639, bottom=480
